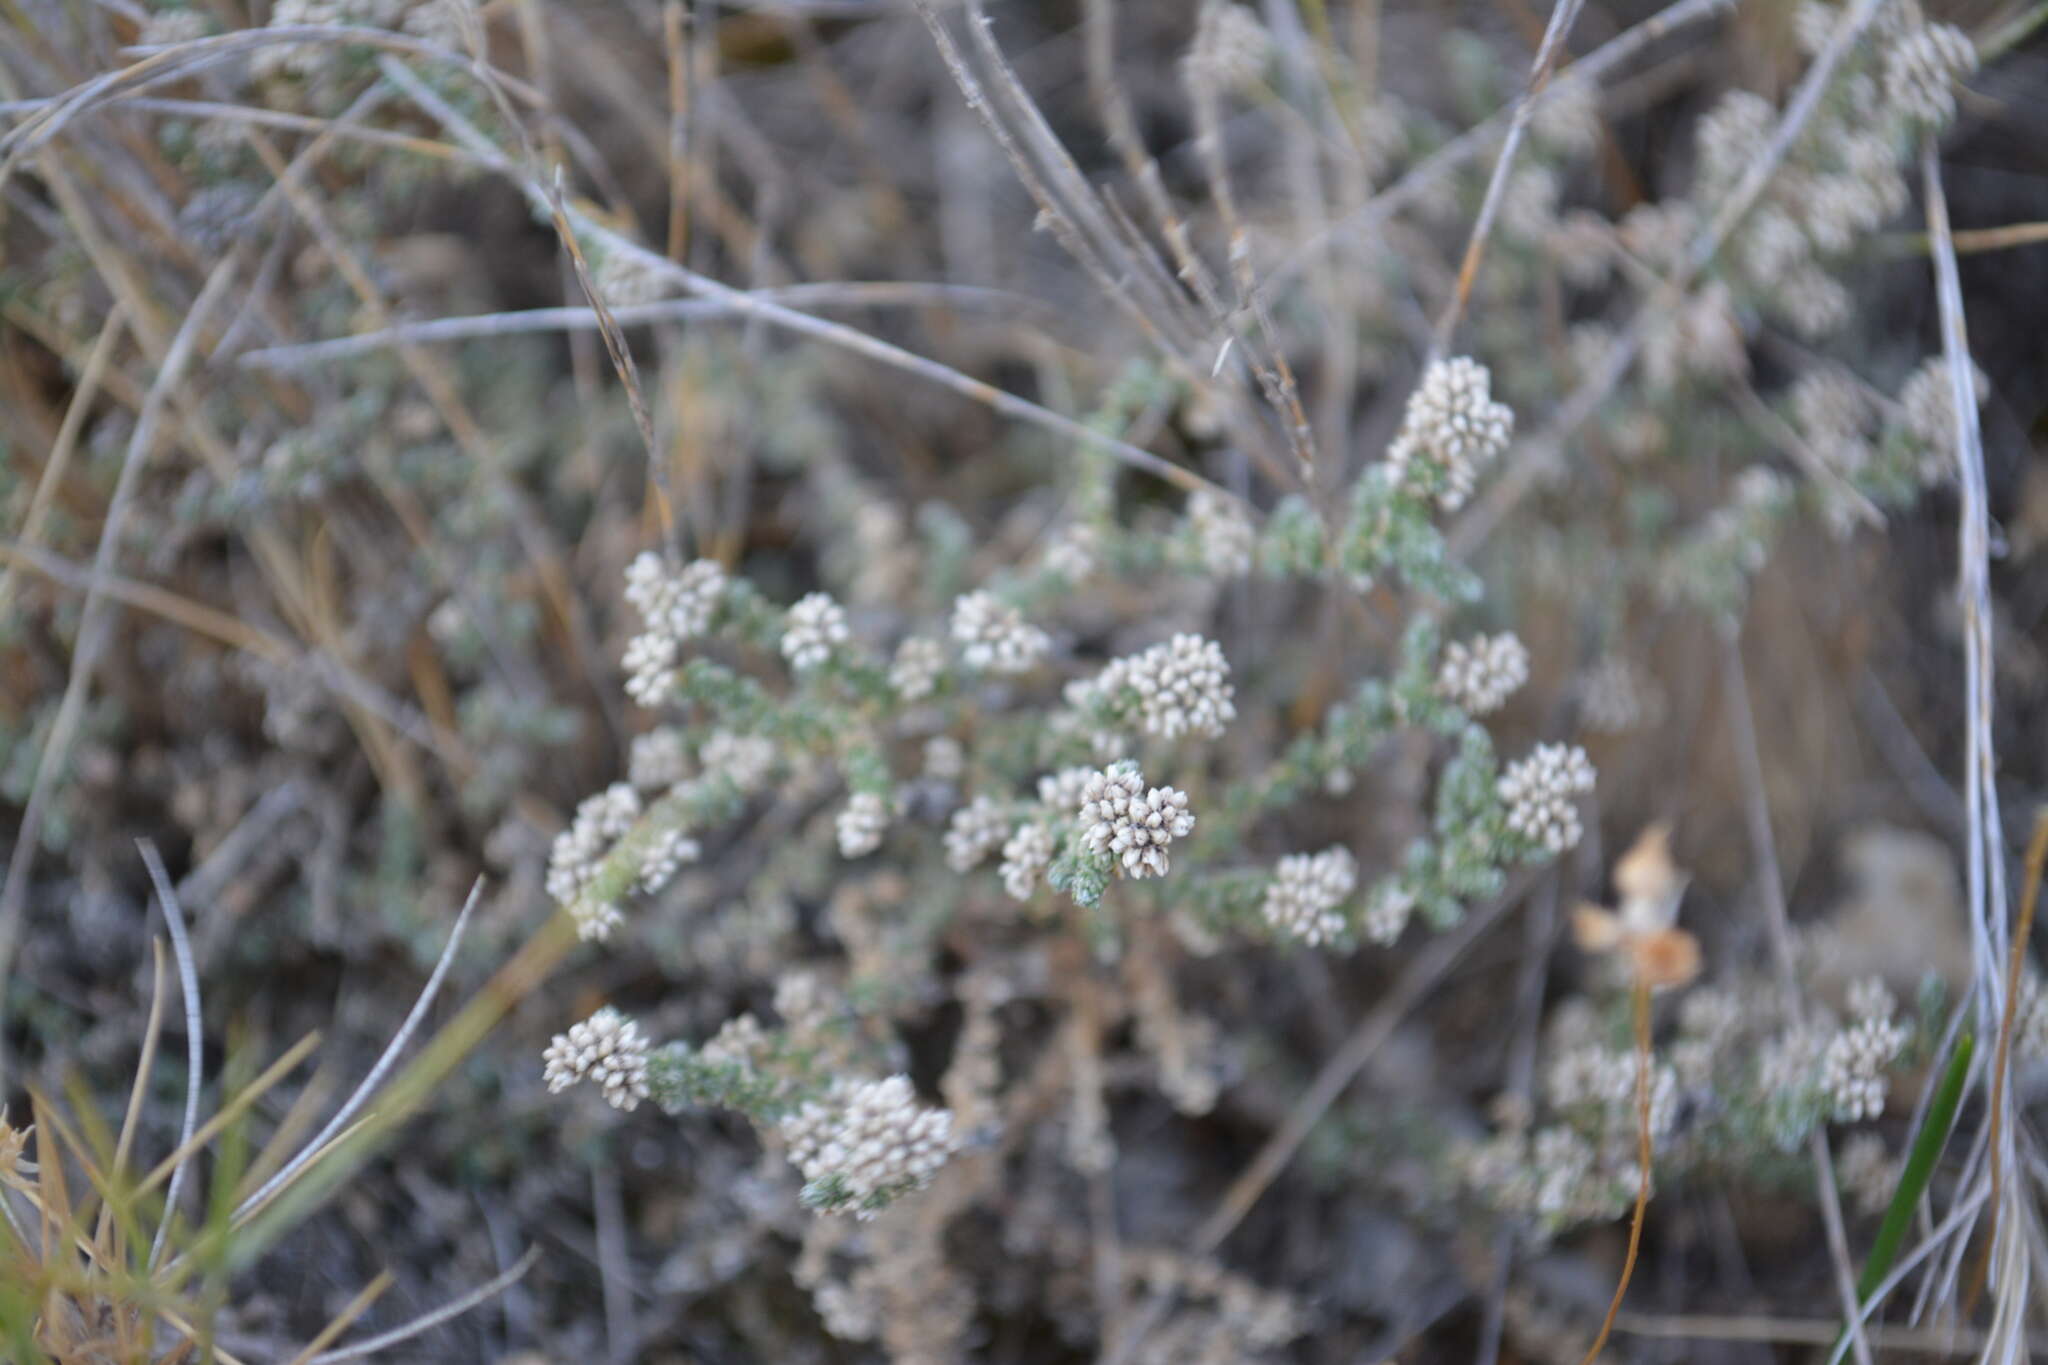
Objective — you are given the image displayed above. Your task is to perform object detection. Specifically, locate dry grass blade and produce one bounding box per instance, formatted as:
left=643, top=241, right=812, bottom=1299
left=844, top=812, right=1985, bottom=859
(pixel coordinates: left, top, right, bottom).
left=1430, top=0, right=1588, bottom=357
left=136, top=1032, right=322, bottom=1200
left=232, top=879, right=482, bottom=1222
left=98, top=940, right=167, bottom=1257
left=1923, top=132, right=2032, bottom=1364
left=136, top=841, right=201, bottom=1271
left=232, top=283, right=1041, bottom=370
left=373, top=52, right=1224, bottom=501
left=285, top=1269, right=393, bottom=1365
left=306, top=1246, right=542, bottom=1363
left=0, top=300, right=125, bottom=621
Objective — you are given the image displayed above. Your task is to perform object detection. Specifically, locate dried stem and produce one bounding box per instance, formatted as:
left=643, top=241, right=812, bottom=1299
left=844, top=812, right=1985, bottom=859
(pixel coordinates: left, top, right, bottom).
left=1579, top=978, right=1652, bottom=1365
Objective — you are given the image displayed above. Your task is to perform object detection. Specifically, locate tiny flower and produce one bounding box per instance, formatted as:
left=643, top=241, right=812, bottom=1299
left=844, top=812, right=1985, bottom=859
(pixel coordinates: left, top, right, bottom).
left=1184, top=3, right=1270, bottom=92
left=1260, top=847, right=1357, bottom=946
left=1386, top=357, right=1514, bottom=512
left=1106, top=634, right=1237, bottom=740
left=999, top=822, right=1056, bottom=901
left=1043, top=524, right=1098, bottom=581
left=624, top=552, right=727, bottom=639
left=638, top=827, right=700, bottom=894
left=950, top=591, right=1050, bottom=674
left=1036, top=767, right=1096, bottom=813
left=779, top=1075, right=957, bottom=1217
left=628, top=727, right=692, bottom=791
left=543, top=1006, right=652, bottom=1111
left=622, top=630, right=679, bottom=707
left=1185, top=490, right=1255, bottom=576
left=700, top=731, right=777, bottom=794
left=1361, top=882, right=1417, bottom=945
left=1884, top=23, right=1977, bottom=127
left=836, top=791, right=890, bottom=859
left=1077, top=760, right=1195, bottom=881
left=1822, top=1015, right=1909, bottom=1121
left=1436, top=633, right=1530, bottom=715
left=945, top=796, right=1011, bottom=873
left=1499, top=742, right=1597, bottom=856
left=781, top=592, right=850, bottom=671
left=889, top=636, right=946, bottom=701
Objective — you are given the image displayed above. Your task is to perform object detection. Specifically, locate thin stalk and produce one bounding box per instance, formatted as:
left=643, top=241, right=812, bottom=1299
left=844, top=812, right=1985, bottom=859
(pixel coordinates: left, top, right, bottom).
left=1580, top=979, right=1652, bottom=1365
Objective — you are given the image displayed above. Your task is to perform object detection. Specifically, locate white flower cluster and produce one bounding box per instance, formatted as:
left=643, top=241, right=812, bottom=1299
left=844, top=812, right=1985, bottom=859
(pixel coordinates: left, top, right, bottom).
left=781, top=592, right=850, bottom=671
left=638, top=827, right=700, bottom=894
left=950, top=591, right=1050, bottom=674
left=836, top=792, right=890, bottom=859
left=628, top=728, right=691, bottom=792
left=1259, top=847, right=1357, bottom=946
left=1821, top=1017, right=1909, bottom=1121
left=1042, top=524, right=1098, bottom=581
left=999, top=822, right=1057, bottom=901
left=1578, top=655, right=1662, bottom=735
left=546, top=782, right=643, bottom=941
left=1184, top=3, right=1270, bottom=92
left=1546, top=1045, right=1679, bottom=1142
left=1837, top=1131, right=1898, bottom=1216
left=1099, top=634, right=1237, bottom=740
left=888, top=636, right=945, bottom=701
left=1186, top=490, right=1255, bottom=576
left=1822, top=983, right=1910, bottom=1122
left=1078, top=761, right=1195, bottom=880
left=1037, top=767, right=1097, bottom=814
left=1436, top=633, right=1530, bottom=716
left=1641, top=281, right=1747, bottom=393
left=701, top=730, right=778, bottom=794
left=945, top=796, right=1011, bottom=873
left=778, top=1075, right=957, bottom=1218
left=1386, top=357, right=1514, bottom=512
left=1884, top=22, right=1977, bottom=126
left=1463, top=1125, right=1634, bottom=1227
left=543, top=1006, right=651, bottom=1111
left=141, top=7, right=212, bottom=45
left=621, top=553, right=727, bottom=706
left=1899, top=357, right=1989, bottom=480
left=1532, top=77, right=1601, bottom=157
left=1361, top=883, right=1417, bottom=945
left=1498, top=743, right=1596, bottom=855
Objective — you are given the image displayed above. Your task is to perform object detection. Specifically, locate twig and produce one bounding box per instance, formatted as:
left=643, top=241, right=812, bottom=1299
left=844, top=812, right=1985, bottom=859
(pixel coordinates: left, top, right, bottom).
left=1579, top=979, right=1652, bottom=1365
left=1722, top=635, right=1877, bottom=1365
left=136, top=841, right=202, bottom=1271
left=1430, top=0, right=1588, bottom=358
